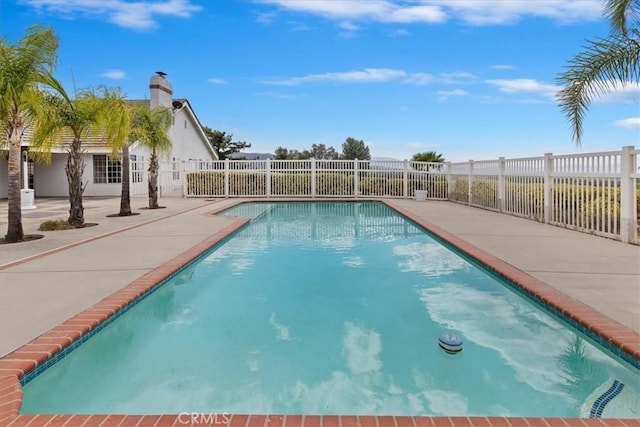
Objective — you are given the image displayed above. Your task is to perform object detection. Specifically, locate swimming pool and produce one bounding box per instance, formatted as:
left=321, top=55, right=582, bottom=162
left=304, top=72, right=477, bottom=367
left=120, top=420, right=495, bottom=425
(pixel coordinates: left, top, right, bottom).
left=20, top=202, right=639, bottom=417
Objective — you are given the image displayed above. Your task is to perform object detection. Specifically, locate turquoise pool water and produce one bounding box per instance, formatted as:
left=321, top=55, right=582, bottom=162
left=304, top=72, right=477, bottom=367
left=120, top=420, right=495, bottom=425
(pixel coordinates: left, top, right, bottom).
left=21, top=202, right=639, bottom=416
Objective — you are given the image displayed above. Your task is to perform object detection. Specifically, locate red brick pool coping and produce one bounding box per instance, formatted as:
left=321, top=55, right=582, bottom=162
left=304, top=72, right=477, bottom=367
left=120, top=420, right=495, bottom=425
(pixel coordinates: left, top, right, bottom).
left=0, top=199, right=638, bottom=426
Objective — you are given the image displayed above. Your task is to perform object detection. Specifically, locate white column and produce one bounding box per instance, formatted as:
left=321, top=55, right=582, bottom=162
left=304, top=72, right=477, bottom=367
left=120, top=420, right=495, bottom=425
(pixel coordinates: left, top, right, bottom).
left=20, top=150, right=36, bottom=209
left=181, top=159, right=187, bottom=197
left=266, top=158, right=271, bottom=198
left=620, top=146, right=637, bottom=244
left=224, top=158, right=230, bottom=197
left=446, top=162, right=453, bottom=200
left=311, top=159, right=317, bottom=198
left=354, top=159, right=359, bottom=197
left=468, top=160, right=474, bottom=206
left=543, top=153, right=553, bottom=224
left=403, top=160, right=409, bottom=198
left=498, top=157, right=505, bottom=212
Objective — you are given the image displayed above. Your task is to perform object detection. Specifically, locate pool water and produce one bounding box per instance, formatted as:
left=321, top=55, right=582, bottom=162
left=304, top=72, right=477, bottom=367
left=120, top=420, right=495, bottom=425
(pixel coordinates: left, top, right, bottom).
left=21, top=202, right=640, bottom=416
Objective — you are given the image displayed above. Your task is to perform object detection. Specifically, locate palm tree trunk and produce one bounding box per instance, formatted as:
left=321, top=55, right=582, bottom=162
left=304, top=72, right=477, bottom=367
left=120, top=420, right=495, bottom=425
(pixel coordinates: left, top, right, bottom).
left=5, top=124, right=24, bottom=242
left=66, top=138, right=85, bottom=226
left=148, top=150, right=159, bottom=209
left=119, top=144, right=132, bottom=216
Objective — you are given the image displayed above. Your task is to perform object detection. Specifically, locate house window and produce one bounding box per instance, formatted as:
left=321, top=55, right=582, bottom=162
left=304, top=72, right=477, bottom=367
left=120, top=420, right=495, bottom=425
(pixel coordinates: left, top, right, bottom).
left=130, top=155, right=144, bottom=183
left=172, top=157, right=180, bottom=180
left=93, top=155, right=122, bottom=184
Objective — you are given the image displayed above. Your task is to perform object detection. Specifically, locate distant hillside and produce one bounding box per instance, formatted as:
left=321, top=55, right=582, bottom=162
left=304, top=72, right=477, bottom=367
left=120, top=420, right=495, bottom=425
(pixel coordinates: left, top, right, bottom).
left=230, top=152, right=275, bottom=160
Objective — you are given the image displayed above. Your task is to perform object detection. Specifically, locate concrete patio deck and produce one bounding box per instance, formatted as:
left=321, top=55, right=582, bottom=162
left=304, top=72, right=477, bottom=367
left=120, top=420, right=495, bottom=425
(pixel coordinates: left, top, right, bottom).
left=0, top=196, right=638, bottom=359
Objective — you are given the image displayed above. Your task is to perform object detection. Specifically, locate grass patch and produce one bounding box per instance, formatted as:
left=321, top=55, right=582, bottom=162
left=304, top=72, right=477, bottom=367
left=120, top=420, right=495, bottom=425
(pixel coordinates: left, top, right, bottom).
left=39, top=219, right=75, bottom=231
left=38, top=219, right=98, bottom=231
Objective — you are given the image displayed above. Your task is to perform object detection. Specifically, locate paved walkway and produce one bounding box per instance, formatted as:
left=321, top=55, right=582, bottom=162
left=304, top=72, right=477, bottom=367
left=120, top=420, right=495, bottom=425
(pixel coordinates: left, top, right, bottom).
left=0, top=197, right=638, bottom=357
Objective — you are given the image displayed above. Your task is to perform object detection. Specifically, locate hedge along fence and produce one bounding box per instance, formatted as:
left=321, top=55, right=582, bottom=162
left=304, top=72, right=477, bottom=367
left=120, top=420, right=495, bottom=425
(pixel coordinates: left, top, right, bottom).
left=448, top=174, right=640, bottom=238
left=186, top=171, right=446, bottom=198
left=181, top=147, right=637, bottom=244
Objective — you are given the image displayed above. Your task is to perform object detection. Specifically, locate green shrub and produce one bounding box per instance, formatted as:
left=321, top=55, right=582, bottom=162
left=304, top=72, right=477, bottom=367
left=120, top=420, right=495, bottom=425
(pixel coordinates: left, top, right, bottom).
left=271, top=173, right=312, bottom=195
left=316, top=173, right=353, bottom=195
left=39, top=218, right=74, bottom=231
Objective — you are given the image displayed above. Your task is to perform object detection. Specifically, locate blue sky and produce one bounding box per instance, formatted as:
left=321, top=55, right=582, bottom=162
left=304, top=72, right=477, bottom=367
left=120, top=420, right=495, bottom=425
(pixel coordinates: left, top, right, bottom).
left=1, top=0, right=638, bottom=161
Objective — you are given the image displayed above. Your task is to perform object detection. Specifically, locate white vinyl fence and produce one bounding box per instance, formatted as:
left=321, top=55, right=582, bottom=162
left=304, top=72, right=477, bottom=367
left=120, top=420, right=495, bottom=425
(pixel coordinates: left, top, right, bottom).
left=182, top=159, right=449, bottom=199
left=130, top=146, right=638, bottom=244
left=129, top=158, right=183, bottom=198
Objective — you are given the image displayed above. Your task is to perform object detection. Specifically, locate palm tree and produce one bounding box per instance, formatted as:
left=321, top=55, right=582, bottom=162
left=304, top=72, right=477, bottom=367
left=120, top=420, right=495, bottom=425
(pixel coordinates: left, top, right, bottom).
left=118, top=141, right=133, bottom=216
left=128, top=105, right=172, bottom=209
left=411, top=151, right=445, bottom=163
left=0, top=25, right=64, bottom=242
left=557, top=0, right=639, bottom=144
left=32, top=87, right=130, bottom=226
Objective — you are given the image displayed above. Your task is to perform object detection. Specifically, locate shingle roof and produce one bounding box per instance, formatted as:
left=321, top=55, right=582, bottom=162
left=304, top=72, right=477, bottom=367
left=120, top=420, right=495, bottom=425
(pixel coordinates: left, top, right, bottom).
left=2, top=97, right=213, bottom=156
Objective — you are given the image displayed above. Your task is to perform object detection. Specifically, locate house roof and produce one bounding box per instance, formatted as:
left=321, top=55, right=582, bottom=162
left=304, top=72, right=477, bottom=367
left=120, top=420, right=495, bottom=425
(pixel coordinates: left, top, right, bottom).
left=2, top=98, right=218, bottom=159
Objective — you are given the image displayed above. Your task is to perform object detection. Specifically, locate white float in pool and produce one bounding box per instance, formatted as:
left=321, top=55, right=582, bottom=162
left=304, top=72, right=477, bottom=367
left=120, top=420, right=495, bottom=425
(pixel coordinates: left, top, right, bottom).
left=438, top=333, right=463, bottom=353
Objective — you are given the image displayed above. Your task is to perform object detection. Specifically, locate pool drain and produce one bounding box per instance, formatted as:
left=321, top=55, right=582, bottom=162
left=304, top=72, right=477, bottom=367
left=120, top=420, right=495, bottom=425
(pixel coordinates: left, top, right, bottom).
left=438, top=333, right=463, bottom=353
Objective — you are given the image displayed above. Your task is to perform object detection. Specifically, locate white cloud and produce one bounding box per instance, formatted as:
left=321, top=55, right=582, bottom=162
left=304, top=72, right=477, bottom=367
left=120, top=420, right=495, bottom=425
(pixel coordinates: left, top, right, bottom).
left=343, top=256, right=364, bottom=268
left=343, top=322, right=382, bottom=375
left=614, top=117, right=640, bottom=129
left=438, top=89, right=469, bottom=96
left=422, top=390, right=469, bottom=415
left=390, top=28, right=410, bottom=37
left=262, top=68, right=408, bottom=85
left=101, top=69, right=126, bottom=80
left=256, top=12, right=276, bottom=24
left=394, top=242, right=469, bottom=276
left=416, top=282, right=590, bottom=396
left=290, top=22, right=311, bottom=31
left=439, top=71, right=478, bottom=84
left=594, top=82, right=640, bottom=104
left=22, top=0, right=201, bottom=30
left=485, top=78, right=560, bottom=99
left=261, top=68, right=481, bottom=87
left=486, top=79, right=640, bottom=104
left=491, top=64, right=516, bottom=70
left=258, top=0, right=446, bottom=24
left=404, top=72, right=435, bottom=86
left=425, top=0, right=602, bottom=25
left=207, top=78, right=228, bottom=85
left=339, top=21, right=359, bottom=31
left=270, top=313, right=292, bottom=341
left=258, top=0, right=602, bottom=26
left=437, top=89, right=469, bottom=101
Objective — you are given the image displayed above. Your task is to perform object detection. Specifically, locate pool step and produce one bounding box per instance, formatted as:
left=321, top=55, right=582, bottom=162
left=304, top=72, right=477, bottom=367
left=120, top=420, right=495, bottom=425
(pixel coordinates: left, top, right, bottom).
left=581, top=379, right=639, bottom=419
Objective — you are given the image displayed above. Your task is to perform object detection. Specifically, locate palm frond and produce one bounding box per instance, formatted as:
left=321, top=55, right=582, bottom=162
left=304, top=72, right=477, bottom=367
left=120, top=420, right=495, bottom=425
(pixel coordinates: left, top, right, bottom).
left=605, top=0, right=640, bottom=34
left=129, top=105, right=173, bottom=154
left=556, top=33, right=640, bottom=144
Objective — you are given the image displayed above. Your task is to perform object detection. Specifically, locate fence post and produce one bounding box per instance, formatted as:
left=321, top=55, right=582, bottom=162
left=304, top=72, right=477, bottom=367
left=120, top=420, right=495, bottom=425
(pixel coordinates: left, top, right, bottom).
left=354, top=159, right=359, bottom=198
left=620, top=145, right=637, bottom=244
left=498, top=157, right=505, bottom=212
left=543, top=153, right=553, bottom=224
left=311, top=159, right=317, bottom=198
left=446, top=162, right=452, bottom=200
left=468, top=160, right=474, bottom=206
left=224, top=158, right=230, bottom=197
left=266, top=158, right=271, bottom=198
left=403, top=160, right=409, bottom=198
left=181, top=159, right=187, bottom=197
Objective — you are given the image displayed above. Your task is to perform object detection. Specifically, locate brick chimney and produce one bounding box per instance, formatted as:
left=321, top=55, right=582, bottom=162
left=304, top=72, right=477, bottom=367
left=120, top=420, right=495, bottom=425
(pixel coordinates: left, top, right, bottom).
left=149, top=71, right=173, bottom=108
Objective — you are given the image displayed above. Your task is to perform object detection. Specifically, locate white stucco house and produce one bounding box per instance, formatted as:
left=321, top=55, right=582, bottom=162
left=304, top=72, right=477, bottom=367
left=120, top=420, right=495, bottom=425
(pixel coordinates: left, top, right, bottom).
left=0, top=72, right=218, bottom=198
